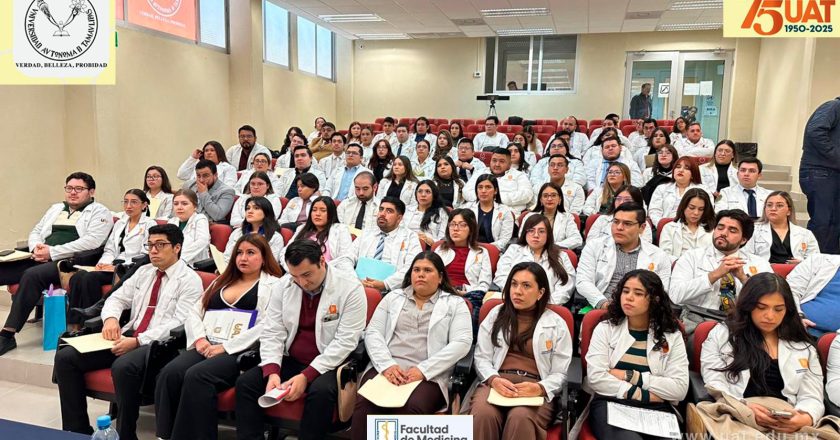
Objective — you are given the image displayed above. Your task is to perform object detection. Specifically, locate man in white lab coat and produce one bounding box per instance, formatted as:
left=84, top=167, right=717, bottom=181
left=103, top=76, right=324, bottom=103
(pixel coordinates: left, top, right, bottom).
left=462, top=147, right=534, bottom=214
left=226, top=124, right=272, bottom=171
left=716, top=158, right=771, bottom=219
left=673, top=122, right=715, bottom=158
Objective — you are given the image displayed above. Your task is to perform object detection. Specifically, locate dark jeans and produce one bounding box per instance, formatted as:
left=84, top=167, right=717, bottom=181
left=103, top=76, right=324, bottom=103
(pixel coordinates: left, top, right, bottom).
left=0, top=258, right=39, bottom=286
left=67, top=271, right=112, bottom=311
left=3, top=262, right=60, bottom=332
left=800, top=166, right=840, bottom=254
left=465, top=290, right=485, bottom=337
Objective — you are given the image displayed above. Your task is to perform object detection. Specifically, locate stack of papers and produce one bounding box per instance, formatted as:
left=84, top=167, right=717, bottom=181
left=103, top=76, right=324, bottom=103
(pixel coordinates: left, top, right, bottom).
left=358, top=374, right=421, bottom=408
left=487, top=389, right=545, bottom=407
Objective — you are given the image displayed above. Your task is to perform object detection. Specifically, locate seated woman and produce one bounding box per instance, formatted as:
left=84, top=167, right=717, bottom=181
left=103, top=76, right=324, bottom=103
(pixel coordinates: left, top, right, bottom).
left=434, top=209, right=493, bottom=332
left=359, top=126, right=375, bottom=163
left=412, top=140, right=436, bottom=179
left=144, top=165, right=175, bottom=220
left=743, top=191, right=819, bottom=264
left=375, top=155, right=418, bottom=207
left=700, top=140, right=739, bottom=199
left=696, top=273, right=823, bottom=437
left=154, top=234, right=283, bottom=440
left=233, top=152, right=281, bottom=195
left=637, top=127, right=671, bottom=177
left=469, top=262, right=573, bottom=440
left=230, top=172, right=283, bottom=228
left=508, top=140, right=533, bottom=176
left=496, top=215, right=575, bottom=305
left=368, top=140, right=394, bottom=182
left=787, top=253, right=840, bottom=337
left=658, top=188, right=715, bottom=263
left=433, top=156, right=466, bottom=208
left=583, top=162, right=631, bottom=216
left=223, top=196, right=285, bottom=264
left=463, top=175, right=515, bottom=251
left=648, top=156, right=711, bottom=226
left=575, top=269, right=688, bottom=439
left=176, top=141, right=237, bottom=188
left=277, top=172, right=320, bottom=231
left=67, top=189, right=157, bottom=319
left=523, top=182, right=583, bottom=249
left=274, top=127, right=306, bottom=169
left=281, top=196, right=352, bottom=269
left=669, top=117, right=688, bottom=144
left=350, top=251, right=473, bottom=440
left=167, top=189, right=211, bottom=267
left=434, top=129, right=455, bottom=162
left=641, top=143, right=678, bottom=206
left=530, top=136, right=586, bottom=189
left=587, top=185, right=654, bottom=244
left=403, top=180, right=448, bottom=247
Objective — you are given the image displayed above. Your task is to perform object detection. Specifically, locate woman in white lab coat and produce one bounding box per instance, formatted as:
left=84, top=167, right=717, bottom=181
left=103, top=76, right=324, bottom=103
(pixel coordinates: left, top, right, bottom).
left=464, top=174, right=515, bottom=251
left=640, top=142, right=677, bottom=205
left=582, top=162, right=632, bottom=216
left=167, top=189, right=211, bottom=267
left=176, top=141, right=238, bottom=188
left=229, top=172, right=283, bottom=229
left=403, top=180, right=448, bottom=247
left=223, top=196, right=285, bottom=264
left=233, top=152, right=281, bottom=196
left=586, top=185, right=654, bottom=244
left=695, top=273, right=824, bottom=436
left=648, top=156, right=711, bottom=226
left=700, top=140, right=739, bottom=198
left=143, top=165, right=174, bottom=220
left=743, top=191, right=819, bottom=264
left=350, top=251, right=473, bottom=440
left=510, top=134, right=537, bottom=171
left=658, top=188, right=715, bottom=263
left=412, top=140, right=437, bottom=180
left=669, top=117, right=688, bottom=144
left=572, top=269, right=688, bottom=439
left=468, top=262, right=573, bottom=439
left=281, top=196, right=352, bottom=268
left=524, top=182, right=582, bottom=250
left=495, top=214, right=576, bottom=305
left=375, top=156, right=418, bottom=207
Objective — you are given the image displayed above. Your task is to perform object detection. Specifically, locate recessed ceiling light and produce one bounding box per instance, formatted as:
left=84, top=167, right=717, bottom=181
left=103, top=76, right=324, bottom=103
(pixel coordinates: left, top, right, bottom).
left=355, top=33, right=411, bottom=40
left=670, top=0, right=723, bottom=10
left=496, top=28, right=554, bottom=36
left=319, top=14, right=384, bottom=23
left=658, top=22, right=723, bottom=31
left=481, top=8, right=549, bottom=18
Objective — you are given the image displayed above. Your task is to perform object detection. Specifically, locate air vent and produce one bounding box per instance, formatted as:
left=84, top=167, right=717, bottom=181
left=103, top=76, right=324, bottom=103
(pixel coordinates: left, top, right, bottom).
left=452, top=18, right=486, bottom=26
left=625, top=11, right=663, bottom=20
left=408, top=32, right=466, bottom=39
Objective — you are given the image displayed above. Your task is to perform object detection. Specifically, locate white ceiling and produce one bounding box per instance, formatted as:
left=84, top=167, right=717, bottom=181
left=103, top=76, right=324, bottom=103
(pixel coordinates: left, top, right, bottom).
left=273, top=0, right=723, bottom=39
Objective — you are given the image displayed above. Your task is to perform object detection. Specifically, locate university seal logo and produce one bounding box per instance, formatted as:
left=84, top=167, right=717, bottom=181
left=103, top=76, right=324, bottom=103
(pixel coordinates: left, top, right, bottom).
left=147, top=0, right=182, bottom=17
left=24, top=0, right=98, bottom=62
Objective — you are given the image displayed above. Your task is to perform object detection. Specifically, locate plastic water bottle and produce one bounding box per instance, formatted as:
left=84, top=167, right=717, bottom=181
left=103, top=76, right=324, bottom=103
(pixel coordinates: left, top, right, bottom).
left=91, top=415, right=119, bottom=440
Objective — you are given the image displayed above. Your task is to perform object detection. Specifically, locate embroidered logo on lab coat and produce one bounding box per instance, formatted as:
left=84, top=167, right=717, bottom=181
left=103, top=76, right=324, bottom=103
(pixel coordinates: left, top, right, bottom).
left=800, top=358, right=809, bottom=369
left=545, top=339, right=553, bottom=351
left=329, top=304, right=337, bottom=315
left=749, top=266, right=758, bottom=275
left=566, top=190, right=572, bottom=196
left=497, top=212, right=503, bottom=220
left=648, top=263, right=655, bottom=271
left=507, top=175, right=513, bottom=181
left=802, top=242, right=807, bottom=251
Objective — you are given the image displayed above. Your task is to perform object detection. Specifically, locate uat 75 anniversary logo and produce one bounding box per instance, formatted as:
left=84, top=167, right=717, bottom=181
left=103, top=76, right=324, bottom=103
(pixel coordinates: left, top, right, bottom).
left=724, top=0, right=838, bottom=37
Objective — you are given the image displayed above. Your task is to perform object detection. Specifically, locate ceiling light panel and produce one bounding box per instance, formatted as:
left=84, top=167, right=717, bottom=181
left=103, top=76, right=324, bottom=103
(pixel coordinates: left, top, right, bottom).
left=481, top=8, right=550, bottom=18
left=657, top=22, right=722, bottom=30
left=319, top=14, right=385, bottom=22
left=670, top=0, right=723, bottom=10
left=355, top=33, right=411, bottom=39
left=496, top=28, right=554, bottom=36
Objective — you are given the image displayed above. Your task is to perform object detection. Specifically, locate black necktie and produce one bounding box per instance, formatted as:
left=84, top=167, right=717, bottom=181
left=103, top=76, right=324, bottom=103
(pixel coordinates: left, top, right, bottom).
left=745, top=189, right=757, bottom=218
left=354, top=200, right=367, bottom=230
left=459, top=166, right=469, bottom=181
left=397, top=143, right=404, bottom=156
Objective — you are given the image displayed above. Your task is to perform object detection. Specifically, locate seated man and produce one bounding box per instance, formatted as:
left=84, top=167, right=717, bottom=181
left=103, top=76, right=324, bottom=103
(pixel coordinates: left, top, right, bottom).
left=786, top=253, right=840, bottom=337
left=473, top=116, right=509, bottom=151
left=337, top=171, right=380, bottom=232
left=53, top=224, right=202, bottom=438
left=586, top=114, right=631, bottom=150
left=234, top=240, right=366, bottom=440
left=390, top=123, right=415, bottom=158
left=462, top=147, right=534, bottom=214
left=670, top=209, right=772, bottom=331
left=274, top=145, right=327, bottom=199
left=333, top=197, right=422, bottom=292
left=583, top=137, right=643, bottom=191
left=576, top=203, right=672, bottom=308
left=318, top=132, right=347, bottom=179
left=278, top=173, right=320, bottom=231
left=226, top=125, right=272, bottom=171
left=323, top=144, right=371, bottom=201
left=716, top=158, right=771, bottom=219
left=372, top=116, right=397, bottom=145
left=310, top=121, right=337, bottom=161
left=547, top=116, right=589, bottom=157
left=182, top=159, right=235, bottom=224
left=452, top=138, right=487, bottom=182
left=0, top=172, right=113, bottom=356
left=673, top=122, right=715, bottom=158
left=531, top=154, right=585, bottom=215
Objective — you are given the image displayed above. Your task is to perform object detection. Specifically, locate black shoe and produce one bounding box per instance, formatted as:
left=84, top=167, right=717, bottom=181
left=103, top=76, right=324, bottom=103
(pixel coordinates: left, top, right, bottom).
left=0, top=336, right=17, bottom=356
left=79, top=299, right=105, bottom=320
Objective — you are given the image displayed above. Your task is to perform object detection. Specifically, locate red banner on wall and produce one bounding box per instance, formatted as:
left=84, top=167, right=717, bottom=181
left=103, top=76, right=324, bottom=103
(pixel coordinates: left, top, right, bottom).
left=117, top=0, right=124, bottom=20
left=127, top=0, right=196, bottom=41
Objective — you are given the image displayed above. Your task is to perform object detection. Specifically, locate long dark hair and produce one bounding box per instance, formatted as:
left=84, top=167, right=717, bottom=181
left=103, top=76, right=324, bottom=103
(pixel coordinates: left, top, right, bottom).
left=241, top=196, right=280, bottom=241
left=673, top=117, right=689, bottom=134
left=674, top=188, right=716, bottom=232
left=433, top=156, right=465, bottom=198
left=492, top=262, right=551, bottom=352
left=716, top=273, right=817, bottom=390
left=607, top=185, right=643, bottom=215
left=508, top=142, right=530, bottom=173
left=400, top=251, right=457, bottom=294
left=652, top=144, right=679, bottom=175
left=203, top=141, right=229, bottom=164
left=606, top=269, right=679, bottom=351
left=244, top=171, right=274, bottom=195
left=475, top=174, right=502, bottom=204
left=143, top=165, right=173, bottom=194
left=294, top=196, right=338, bottom=248
left=368, top=139, right=394, bottom=175
left=386, top=156, right=418, bottom=184
left=280, top=127, right=304, bottom=156
left=647, top=127, right=672, bottom=155
left=202, top=234, right=283, bottom=309
left=415, top=180, right=445, bottom=232
left=434, top=130, right=455, bottom=161
left=125, top=188, right=151, bottom=217
left=440, top=208, right=481, bottom=252
left=532, top=182, right=567, bottom=216
left=516, top=214, right=569, bottom=285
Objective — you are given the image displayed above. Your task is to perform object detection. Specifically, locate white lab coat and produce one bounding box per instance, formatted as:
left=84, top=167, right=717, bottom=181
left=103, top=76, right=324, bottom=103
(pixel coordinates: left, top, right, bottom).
left=546, top=131, right=589, bottom=158
left=530, top=180, right=586, bottom=215
left=582, top=188, right=611, bottom=216
left=226, top=143, right=272, bottom=171
left=586, top=214, right=654, bottom=244
left=494, top=244, right=576, bottom=304
left=167, top=213, right=210, bottom=265
left=674, top=137, right=715, bottom=157
left=583, top=154, right=644, bottom=191
left=648, top=182, right=712, bottom=226
left=28, top=201, right=114, bottom=261
left=454, top=157, right=488, bottom=182
left=323, top=165, right=372, bottom=200
left=522, top=211, right=583, bottom=250
left=402, top=205, right=448, bottom=241
left=273, top=167, right=327, bottom=198
left=222, top=227, right=285, bottom=264
left=701, top=324, right=824, bottom=423
left=337, top=197, right=380, bottom=232
left=390, top=139, right=416, bottom=160
left=98, top=215, right=157, bottom=265
left=258, top=267, right=367, bottom=376
left=375, top=178, right=418, bottom=208
left=146, top=191, right=174, bottom=220
left=716, top=184, right=772, bottom=214
left=277, top=196, right=316, bottom=225
left=364, top=287, right=473, bottom=408
left=434, top=245, right=493, bottom=292
left=825, top=335, right=840, bottom=407
left=530, top=157, right=588, bottom=197
left=700, top=162, right=738, bottom=195
left=101, top=260, right=203, bottom=345
left=669, top=246, right=773, bottom=308
left=177, top=156, right=238, bottom=188
left=229, top=193, right=283, bottom=228
left=474, top=305, right=573, bottom=401
left=332, top=226, right=423, bottom=291
left=318, top=153, right=346, bottom=179
left=576, top=235, right=672, bottom=307
left=473, top=132, right=510, bottom=151
left=280, top=223, right=354, bottom=270
left=658, top=221, right=713, bottom=263
left=185, top=271, right=282, bottom=354
left=412, top=157, right=436, bottom=180
left=372, top=131, right=397, bottom=145
left=462, top=169, right=534, bottom=214
left=463, top=202, right=515, bottom=251
left=786, top=253, right=840, bottom=313
left=232, top=169, right=282, bottom=196
left=742, top=222, right=820, bottom=262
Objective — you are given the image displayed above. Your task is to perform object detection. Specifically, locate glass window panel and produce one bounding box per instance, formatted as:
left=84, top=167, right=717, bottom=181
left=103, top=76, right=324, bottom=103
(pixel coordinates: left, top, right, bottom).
left=539, top=35, right=577, bottom=91
left=199, top=0, right=226, bottom=48
left=264, top=1, right=289, bottom=66
left=495, top=37, right=531, bottom=91
left=316, top=25, right=332, bottom=79
left=297, top=16, right=316, bottom=74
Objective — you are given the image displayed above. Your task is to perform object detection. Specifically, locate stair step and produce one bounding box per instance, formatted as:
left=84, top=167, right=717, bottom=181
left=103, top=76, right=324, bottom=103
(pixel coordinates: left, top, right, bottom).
left=761, top=170, right=790, bottom=181
left=763, top=164, right=791, bottom=173
left=762, top=180, right=792, bottom=191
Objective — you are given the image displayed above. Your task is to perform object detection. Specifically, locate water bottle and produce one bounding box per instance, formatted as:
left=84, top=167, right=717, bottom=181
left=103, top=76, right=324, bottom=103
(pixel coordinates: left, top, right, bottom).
left=91, top=415, right=119, bottom=440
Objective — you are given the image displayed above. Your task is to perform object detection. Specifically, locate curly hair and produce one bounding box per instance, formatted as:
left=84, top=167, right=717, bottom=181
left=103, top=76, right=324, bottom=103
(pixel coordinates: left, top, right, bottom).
left=605, top=269, right=679, bottom=351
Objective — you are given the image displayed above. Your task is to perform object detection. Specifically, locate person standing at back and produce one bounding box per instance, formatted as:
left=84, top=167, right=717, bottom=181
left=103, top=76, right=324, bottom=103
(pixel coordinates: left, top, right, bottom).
left=629, top=83, right=652, bottom=119
left=800, top=97, right=840, bottom=254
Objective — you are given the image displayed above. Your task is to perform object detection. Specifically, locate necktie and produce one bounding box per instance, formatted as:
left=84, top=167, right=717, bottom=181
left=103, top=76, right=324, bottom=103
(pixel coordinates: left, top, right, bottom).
left=354, top=200, right=367, bottom=230
left=719, top=273, right=736, bottom=312
left=135, top=270, right=165, bottom=335
left=296, top=199, right=309, bottom=224
left=599, top=160, right=610, bottom=187
left=459, top=166, right=469, bottom=181
left=237, top=150, right=249, bottom=171
left=397, top=143, right=404, bottom=157
left=373, top=231, right=387, bottom=260
left=745, top=189, right=757, bottom=218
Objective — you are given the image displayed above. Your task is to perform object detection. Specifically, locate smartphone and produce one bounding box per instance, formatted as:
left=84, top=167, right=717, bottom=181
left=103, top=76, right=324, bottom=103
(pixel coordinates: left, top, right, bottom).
left=0, top=249, right=14, bottom=257
left=770, top=409, right=793, bottom=419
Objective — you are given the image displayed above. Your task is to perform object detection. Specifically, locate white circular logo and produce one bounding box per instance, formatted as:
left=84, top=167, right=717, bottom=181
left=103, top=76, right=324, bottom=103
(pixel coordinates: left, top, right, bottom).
left=147, top=0, right=182, bottom=17
left=24, top=0, right=98, bottom=62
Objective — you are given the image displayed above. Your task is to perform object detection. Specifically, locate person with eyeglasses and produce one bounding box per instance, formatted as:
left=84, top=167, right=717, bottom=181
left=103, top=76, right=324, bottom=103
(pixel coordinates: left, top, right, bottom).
left=582, top=162, right=632, bottom=216
left=583, top=136, right=643, bottom=193
left=0, top=172, right=113, bottom=356
left=648, top=156, right=713, bottom=226
left=54, top=224, right=203, bottom=438
left=274, top=145, right=328, bottom=200
left=453, top=138, right=488, bottom=182
left=640, top=143, right=678, bottom=206
left=143, top=165, right=174, bottom=220
left=576, top=203, right=672, bottom=309
left=233, top=152, right=282, bottom=196
left=229, top=172, right=283, bottom=229
left=462, top=147, right=534, bottom=215
left=226, top=125, right=272, bottom=171
left=176, top=140, right=238, bottom=188
left=743, top=191, right=819, bottom=264
left=523, top=182, right=583, bottom=250
left=700, top=140, right=739, bottom=199
left=530, top=137, right=586, bottom=192
left=318, top=132, right=348, bottom=178
left=586, top=185, right=655, bottom=244
left=322, top=143, right=371, bottom=202
left=182, top=159, right=235, bottom=224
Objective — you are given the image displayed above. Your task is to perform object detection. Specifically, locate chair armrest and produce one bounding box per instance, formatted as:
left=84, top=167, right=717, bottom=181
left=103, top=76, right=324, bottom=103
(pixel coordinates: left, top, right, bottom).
left=339, top=340, right=369, bottom=386
left=688, top=371, right=712, bottom=403
left=681, top=304, right=726, bottom=322
left=237, top=349, right=261, bottom=371
left=192, top=258, right=216, bottom=273
left=567, top=357, right=582, bottom=390
left=72, top=246, right=106, bottom=266
left=826, top=392, right=840, bottom=417
left=83, top=316, right=104, bottom=332
left=453, top=344, right=475, bottom=379
left=15, top=245, right=29, bottom=252
left=169, top=325, right=186, bottom=339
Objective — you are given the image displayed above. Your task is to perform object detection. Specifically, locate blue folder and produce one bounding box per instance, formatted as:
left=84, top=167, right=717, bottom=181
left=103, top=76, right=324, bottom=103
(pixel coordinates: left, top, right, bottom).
left=355, top=257, right=396, bottom=281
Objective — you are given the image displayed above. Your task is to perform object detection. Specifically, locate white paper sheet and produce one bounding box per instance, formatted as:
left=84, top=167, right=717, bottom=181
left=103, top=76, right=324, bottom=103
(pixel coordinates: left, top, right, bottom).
left=358, top=374, right=421, bottom=408
left=61, top=333, right=116, bottom=354
left=0, top=250, right=32, bottom=263
left=699, top=80, right=713, bottom=95
left=683, top=83, right=700, bottom=96
left=487, top=388, right=544, bottom=407
left=607, top=401, right=680, bottom=439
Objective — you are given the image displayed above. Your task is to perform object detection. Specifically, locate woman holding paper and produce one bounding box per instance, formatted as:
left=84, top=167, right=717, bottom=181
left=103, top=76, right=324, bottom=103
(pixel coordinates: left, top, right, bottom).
left=154, top=234, right=283, bottom=440
left=468, top=262, right=573, bottom=439
left=403, top=180, right=449, bottom=246
left=350, top=251, right=473, bottom=440
left=571, top=269, right=688, bottom=439
left=281, top=196, right=352, bottom=268
left=167, top=189, right=211, bottom=267
left=143, top=165, right=174, bottom=219
left=223, top=196, right=284, bottom=264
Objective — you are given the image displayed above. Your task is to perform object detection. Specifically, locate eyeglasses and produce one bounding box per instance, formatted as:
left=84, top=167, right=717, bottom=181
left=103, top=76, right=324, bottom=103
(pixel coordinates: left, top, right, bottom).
left=541, top=193, right=560, bottom=199
left=345, top=151, right=361, bottom=156
left=526, top=228, right=548, bottom=236
left=606, top=170, right=623, bottom=176
left=252, top=159, right=270, bottom=165
left=657, top=150, right=672, bottom=156
left=448, top=222, right=469, bottom=230
left=238, top=134, right=255, bottom=139
left=146, top=175, right=162, bottom=180
left=612, top=219, right=640, bottom=228
left=122, top=199, right=142, bottom=206
left=614, top=196, right=634, bottom=204
left=144, top=242, right=173, bottom=251
left=64, top=186, right=89, bottom=193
